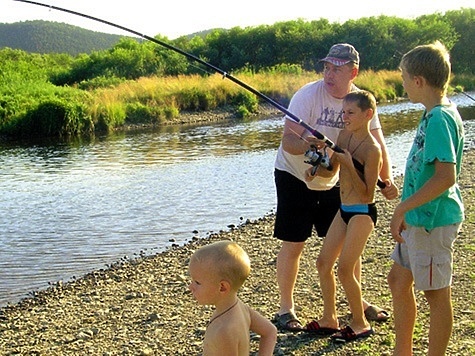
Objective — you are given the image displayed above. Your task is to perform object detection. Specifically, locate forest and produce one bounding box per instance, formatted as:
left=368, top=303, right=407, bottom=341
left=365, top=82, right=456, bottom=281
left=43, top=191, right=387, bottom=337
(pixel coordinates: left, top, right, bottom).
left=0, top=20, right=124, bottom=55
left=0, top=8, right=473, bottom=138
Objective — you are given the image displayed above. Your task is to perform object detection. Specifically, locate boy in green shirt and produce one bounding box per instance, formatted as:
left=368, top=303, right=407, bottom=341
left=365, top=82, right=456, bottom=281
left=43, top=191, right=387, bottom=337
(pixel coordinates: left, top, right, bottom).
left=388, top=41, right=465, bottom=355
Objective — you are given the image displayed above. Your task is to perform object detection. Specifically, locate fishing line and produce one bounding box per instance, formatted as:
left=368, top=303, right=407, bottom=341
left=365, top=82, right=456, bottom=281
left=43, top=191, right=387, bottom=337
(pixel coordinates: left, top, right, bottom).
left=14, top=0, right=386, bottom=188
left=457, top=90, right=475, bottom=102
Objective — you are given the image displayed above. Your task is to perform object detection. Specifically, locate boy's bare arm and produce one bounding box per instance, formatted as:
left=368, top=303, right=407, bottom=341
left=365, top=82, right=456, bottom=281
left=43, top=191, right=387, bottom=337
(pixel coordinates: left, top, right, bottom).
left=370, top=128, right=392, bottom=181
left=248, top=307, right=277, bottom=356
left=398, top=160, right=455, bottom=213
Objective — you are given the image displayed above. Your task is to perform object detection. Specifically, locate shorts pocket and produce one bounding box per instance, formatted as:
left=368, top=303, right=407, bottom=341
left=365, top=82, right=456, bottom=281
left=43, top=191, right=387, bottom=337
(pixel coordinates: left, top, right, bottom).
left=432, top=254, right=451, bottom=265
left=415, top=253, right=431, bottom=267
left=414, top=253, right=452, bottom=290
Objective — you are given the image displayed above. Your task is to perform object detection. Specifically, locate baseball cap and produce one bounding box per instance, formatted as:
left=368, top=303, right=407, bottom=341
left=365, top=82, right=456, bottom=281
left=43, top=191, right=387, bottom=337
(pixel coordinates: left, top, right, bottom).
left=320, top=43, right=360, bottom=66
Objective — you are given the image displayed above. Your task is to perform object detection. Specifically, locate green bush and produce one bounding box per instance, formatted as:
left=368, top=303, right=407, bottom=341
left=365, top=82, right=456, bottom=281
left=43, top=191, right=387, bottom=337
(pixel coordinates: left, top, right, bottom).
left=125, top=102, right=166, bottom=124
left=177, top=88, right=217, bottom=111
left=163, top=105, right=180, bottom=120
left=231, top=91, right=258, bottom=118
left=78, top=76, right=126, bottom=90
left=4, top=98, right=93, bottom=138
left=452, top=74, right=475, bottom=91
left=94, top=102, right=127, bottom=132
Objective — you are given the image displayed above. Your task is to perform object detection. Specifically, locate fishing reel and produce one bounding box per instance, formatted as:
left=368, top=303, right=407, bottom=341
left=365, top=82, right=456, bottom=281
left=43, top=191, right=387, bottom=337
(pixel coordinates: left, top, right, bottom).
left=304, top=145, right=332, bottom=176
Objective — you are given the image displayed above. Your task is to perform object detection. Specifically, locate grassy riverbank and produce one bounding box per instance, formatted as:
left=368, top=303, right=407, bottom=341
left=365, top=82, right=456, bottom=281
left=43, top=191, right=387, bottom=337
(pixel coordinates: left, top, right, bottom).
left=84, top=69, right=475, bottom=128
left=2, top=66, right=474, bottom=138
left=0, top=149, right=474, bottom=355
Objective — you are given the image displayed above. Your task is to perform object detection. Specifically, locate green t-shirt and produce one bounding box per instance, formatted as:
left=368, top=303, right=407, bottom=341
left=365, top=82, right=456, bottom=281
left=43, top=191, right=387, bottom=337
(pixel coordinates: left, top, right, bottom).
left=402, top=103, right=465, bottom=229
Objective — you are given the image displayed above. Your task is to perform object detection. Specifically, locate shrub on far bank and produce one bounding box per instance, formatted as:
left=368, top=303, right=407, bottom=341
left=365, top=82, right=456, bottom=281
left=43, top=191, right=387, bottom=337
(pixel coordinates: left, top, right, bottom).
left=20, top=99, right=93, bottom=137
left=0, top=87, right=94, bottom=138
left=125, top=102, right=176, bottom=125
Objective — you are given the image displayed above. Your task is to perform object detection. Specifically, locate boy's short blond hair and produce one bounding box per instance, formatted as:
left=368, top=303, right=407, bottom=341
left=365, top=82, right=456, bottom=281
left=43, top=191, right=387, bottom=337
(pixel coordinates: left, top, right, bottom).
left=191, top=240, right=251, bottom=290
left=399, top=41, right=451, bottom=92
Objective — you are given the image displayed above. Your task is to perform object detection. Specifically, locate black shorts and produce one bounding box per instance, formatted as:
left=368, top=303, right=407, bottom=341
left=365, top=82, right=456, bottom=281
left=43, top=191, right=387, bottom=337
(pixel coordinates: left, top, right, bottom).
left=273, top=169, right=340, bottom=242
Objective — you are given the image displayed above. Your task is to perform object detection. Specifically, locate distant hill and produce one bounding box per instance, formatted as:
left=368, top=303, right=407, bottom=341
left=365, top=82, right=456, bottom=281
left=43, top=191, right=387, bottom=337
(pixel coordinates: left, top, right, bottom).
left=181, top=28, right=223, bottom=39
left=0, top=20, right=130, bottom=55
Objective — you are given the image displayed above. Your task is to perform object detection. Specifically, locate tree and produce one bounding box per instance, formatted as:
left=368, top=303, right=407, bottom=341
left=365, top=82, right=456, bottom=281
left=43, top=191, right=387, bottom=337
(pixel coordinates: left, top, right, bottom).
left=443, top=8, right=475, bottom=74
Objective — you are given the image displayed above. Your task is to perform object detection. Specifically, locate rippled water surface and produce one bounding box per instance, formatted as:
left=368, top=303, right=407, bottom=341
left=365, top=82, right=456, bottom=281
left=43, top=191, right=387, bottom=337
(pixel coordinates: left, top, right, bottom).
left=1, top=93, right=474, bottom=306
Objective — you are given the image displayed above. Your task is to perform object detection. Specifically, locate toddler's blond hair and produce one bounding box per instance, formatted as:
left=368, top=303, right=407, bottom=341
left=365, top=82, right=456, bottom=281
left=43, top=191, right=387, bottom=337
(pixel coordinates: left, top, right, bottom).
left=191, top=240, right=251, bottom=290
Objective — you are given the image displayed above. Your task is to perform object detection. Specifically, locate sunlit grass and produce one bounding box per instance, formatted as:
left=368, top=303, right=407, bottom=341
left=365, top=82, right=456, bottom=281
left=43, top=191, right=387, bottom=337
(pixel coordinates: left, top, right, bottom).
left=89, top=69, right=415, bottom=128
left=356, top=70, right=405, bottom=101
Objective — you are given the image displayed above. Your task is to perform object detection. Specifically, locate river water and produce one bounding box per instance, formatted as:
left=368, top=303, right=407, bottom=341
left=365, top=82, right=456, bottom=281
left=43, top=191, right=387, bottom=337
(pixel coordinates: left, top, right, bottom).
left=1, top=94, right=474, bottom=306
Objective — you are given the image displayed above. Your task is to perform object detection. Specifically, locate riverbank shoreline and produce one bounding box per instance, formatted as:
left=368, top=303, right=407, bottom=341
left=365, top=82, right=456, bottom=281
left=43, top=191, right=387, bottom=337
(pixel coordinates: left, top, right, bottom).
left=1, top=152, right=474, bottom=355
left=114, top=103, right=283, bottom=131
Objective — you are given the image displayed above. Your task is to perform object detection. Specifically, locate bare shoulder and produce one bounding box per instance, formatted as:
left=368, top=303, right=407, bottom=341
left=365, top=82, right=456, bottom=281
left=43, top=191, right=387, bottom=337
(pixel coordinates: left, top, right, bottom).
left=368, top=134, right=381, bottom=149
left=363, top=136, right=382, bottom=157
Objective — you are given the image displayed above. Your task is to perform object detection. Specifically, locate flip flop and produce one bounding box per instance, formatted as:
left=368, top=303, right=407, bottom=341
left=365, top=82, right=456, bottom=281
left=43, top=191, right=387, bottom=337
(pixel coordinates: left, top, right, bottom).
left=304, top=320, right=339, bottom=335
left=364, top=305, right=390, bottom=322
left=331, top=325, right=374, bottom=343
left=273, top=312, right=303, bottom=332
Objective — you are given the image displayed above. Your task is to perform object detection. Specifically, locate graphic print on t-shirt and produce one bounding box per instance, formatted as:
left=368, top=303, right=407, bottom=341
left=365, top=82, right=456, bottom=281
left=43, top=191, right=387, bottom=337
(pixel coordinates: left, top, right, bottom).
left=316, top=106, right=345, bottom=129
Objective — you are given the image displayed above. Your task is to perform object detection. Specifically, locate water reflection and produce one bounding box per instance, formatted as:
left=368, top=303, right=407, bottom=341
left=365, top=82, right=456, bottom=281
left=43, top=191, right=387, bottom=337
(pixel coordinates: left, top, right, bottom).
left=0, top=93, right=474, bottom=306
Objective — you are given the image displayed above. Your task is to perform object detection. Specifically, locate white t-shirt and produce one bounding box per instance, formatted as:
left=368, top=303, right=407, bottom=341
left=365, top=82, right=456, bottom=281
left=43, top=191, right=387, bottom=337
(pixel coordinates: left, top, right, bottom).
left=274, top=79, right=382, bottom=190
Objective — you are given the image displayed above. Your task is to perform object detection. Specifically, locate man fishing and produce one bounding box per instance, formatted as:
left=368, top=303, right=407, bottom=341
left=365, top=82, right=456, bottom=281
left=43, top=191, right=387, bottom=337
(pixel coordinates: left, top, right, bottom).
left=272, top=43, right=398, bottom=331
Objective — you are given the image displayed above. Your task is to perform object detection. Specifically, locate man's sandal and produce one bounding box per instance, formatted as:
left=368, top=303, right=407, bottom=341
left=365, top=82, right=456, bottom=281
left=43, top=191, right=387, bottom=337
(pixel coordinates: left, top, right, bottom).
left=364, top=305, right=390, bottom=322
left=273, top=311, right=303, bottom=332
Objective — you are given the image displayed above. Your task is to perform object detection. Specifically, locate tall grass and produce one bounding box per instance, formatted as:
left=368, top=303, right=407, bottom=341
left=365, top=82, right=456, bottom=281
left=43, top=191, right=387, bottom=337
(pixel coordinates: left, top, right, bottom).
left=355, top=70, right=405, bottom=101
left=2, top=68, right=473, bottom=137
left=88, top=69, right=407, bottom=129
left=89, top=73, right=269, bottom=125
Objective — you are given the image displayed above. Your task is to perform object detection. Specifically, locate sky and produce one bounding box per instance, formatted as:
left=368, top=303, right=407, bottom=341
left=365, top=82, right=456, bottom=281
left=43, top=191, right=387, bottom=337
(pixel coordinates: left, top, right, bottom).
left=2, top=0, right=474, bottom=39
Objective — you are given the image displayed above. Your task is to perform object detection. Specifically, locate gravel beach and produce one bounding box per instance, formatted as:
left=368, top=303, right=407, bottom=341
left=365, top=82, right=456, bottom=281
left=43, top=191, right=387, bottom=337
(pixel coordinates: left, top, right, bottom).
left=1, top=147, right=474, bottom=355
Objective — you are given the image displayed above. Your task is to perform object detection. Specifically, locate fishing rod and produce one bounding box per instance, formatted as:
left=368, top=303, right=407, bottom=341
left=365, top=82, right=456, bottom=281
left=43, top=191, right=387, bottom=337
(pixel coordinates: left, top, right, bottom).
left=14, top=0, right=386, bottom=188
left=454, top=87, right=475, bottom=102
